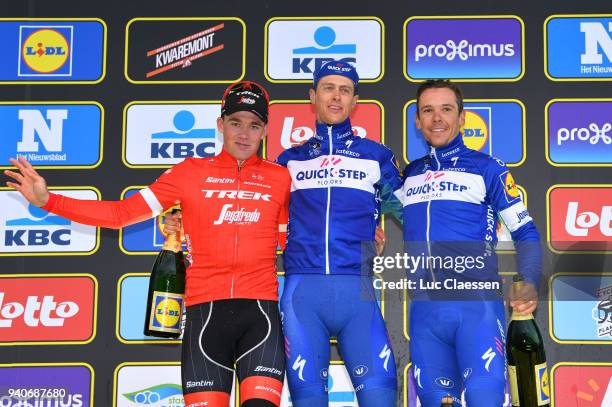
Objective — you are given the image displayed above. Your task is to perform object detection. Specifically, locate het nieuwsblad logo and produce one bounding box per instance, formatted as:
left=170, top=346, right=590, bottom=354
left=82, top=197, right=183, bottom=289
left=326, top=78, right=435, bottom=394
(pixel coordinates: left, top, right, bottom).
left=545, top=15, right=612, bottom=81
left=0, top=274, right=97, bottom=345
left=265, top=17, right=383, bottom=83
left=0, top=19, right=106, bottom=83
left=125, top=18, right=245, bottom=84
left=404, top=16, right=524, bottom=82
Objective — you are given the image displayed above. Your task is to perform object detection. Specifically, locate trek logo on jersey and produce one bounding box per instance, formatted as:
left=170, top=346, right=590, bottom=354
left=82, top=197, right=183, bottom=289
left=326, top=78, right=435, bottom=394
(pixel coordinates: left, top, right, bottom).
left=404, top=100, right=525, bottom=165
left=0, top=364, right=93, bottom=406
left=545, top=15, right=612, bottom=80
left=125, top=18, right=245, bottom=83
left=404, top=17, right=524, bottom=80
left=265, top=101, right=382, bottom=161
left=0, top=20, right=105, bottom=82
left=123, top=103, right=222, bottom=167
left=115, top=364, right=184, bottom=407
left=546, top=100, right=612, bottom=165
left=548, top=186, right=612, bottom=252
left=0, top=189, right=99, bottom=255
left=0, top=103, right=103, bottom=168
left=553, top=364, right=612, bottom=406
left=0, top=275, right=96, bottom=344
left=265, top=18, right=383, bottom=82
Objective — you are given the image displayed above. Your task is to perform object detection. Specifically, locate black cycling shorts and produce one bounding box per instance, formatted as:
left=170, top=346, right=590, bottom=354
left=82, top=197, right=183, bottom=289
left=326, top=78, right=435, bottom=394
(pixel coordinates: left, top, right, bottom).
left=181, top=299, right=285, bottom=407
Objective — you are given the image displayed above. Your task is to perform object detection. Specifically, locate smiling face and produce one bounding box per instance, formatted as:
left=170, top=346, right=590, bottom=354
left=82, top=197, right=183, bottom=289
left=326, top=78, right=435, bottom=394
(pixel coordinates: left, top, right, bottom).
left=415, top=87, right=465, bottom=148
left=310, top=75, right=359, bottom=125
left=218, top=111, right=266, bottom=162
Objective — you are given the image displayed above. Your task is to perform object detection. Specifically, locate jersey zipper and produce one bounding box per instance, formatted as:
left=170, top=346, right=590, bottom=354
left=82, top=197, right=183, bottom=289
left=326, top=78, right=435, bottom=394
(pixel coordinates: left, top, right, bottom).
left=325, top=125, right=333, bottom=275
left=231, top=161, right=243, bottom=298
left=427, top=146, right=440, bottom=283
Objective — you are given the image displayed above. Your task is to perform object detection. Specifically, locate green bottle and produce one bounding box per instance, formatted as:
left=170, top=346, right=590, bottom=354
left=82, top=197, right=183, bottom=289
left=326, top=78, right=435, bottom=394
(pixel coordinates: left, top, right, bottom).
left=507, top=278, right=550, bottom=406
left=143, top=229, right=186, bottom=338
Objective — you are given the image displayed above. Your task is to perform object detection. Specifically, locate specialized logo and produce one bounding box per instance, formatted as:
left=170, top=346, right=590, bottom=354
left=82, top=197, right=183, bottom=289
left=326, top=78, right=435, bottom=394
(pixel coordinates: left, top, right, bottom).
left=265, top=18, right=383, bottom=82
left=123, top=103, right=221, bottom=167
left=413, top=365, right=423, bottom=389
left=546, top=100, right=612, bottom=165
left=546, top=16, right=612, bottom=80
left=404, top=100, right=525, bottom=165
left=115, top=364, right=183, bottom=407
left=292, top=355, right=306, bottom=382
left=0, top=20, right=105, bottom=83
left=0, top=103, right=103, bottom=168
left=125, top=18, right=245, bottom=83
left=266, top=101, right=382, bottom=161
left=481, top=347, right=496, bottom=372
left=548, top=186, right=611, bottom=252
left=553, top=364, right=612, bottom=406
left=0, top=275, right=96, bottom=344
left=1, top=189, right=99, bottom=255
left=0, top=364, right=93, bottom=406
left=405, top=17, right=524, bottom=80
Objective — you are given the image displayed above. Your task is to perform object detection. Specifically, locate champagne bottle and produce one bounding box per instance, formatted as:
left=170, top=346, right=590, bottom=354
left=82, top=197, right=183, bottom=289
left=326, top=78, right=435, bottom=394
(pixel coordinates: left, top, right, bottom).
left=507, top=277, right=550, bottom=406
left=440, top=395, right=454, bottom=406
left=143, top=220, right=186, bottom=338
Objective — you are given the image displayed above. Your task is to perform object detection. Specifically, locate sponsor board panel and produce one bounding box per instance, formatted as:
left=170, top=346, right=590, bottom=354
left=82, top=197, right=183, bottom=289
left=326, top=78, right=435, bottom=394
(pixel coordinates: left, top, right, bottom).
left=551, top=363, right=612, bottom=406
left=116, top=273, right=182, bottom=344
left=546, top=99, right=612, bottom=166
left=0, top=274, right=97, bottom=345
left=0, top=363, right=94, bottom=406
left=265, top=100, right=383, bottom=161
left=0, top=18, right=106, bottom=83
left=0, top=187, right=100, bottom=255
left=547, top=185, right=612, bottom=253
left=545, top=15, right=612, bottom=81
left=404, top=16, right=524, bottom=82
left=125, top=18, right=245, bottom=84
left=403, top=99, right=525, bottom=166
left=0, top=102, right=104, bottom=169
left=265, top=17, right=383, bottom=82
left=123, top=102, right=222, bottom=168
left=550, top=273, right=612, bottom=344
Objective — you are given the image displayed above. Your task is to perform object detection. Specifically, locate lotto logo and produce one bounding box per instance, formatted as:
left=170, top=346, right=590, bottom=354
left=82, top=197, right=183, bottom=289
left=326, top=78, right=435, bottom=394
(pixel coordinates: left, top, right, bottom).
left=548, top=185, right=612, bottom=252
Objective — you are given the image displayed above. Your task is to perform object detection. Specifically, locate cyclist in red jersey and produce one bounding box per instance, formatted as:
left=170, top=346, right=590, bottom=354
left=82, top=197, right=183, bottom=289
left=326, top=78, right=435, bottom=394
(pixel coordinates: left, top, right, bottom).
left=5, top=81, right=291, bottom=407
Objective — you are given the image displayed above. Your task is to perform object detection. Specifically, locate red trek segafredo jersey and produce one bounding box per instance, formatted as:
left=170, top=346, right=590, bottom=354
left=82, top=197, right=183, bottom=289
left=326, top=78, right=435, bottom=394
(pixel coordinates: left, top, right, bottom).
left=42, top=150, right=291, bottom=306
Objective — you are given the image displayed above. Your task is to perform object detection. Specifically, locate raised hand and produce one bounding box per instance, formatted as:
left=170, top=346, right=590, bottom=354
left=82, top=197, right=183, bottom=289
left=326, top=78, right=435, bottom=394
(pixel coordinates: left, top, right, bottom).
left=4, top=156, right=50, bottom=207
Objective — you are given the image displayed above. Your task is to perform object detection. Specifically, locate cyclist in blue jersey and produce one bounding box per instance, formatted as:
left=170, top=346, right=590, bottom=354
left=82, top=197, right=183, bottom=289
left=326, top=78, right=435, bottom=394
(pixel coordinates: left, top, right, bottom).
left=276, top=60, right=404, bottom=407
left=401, top=80, right=542, bottom=406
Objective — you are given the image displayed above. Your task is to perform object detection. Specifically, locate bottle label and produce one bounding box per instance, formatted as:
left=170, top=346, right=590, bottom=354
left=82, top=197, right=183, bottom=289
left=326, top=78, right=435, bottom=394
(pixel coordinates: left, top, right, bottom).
left=148, top=291, right=185, bottom=334
left=535, top=362, right=550, bottom=405
left=508, top=364, right=520, bottom=406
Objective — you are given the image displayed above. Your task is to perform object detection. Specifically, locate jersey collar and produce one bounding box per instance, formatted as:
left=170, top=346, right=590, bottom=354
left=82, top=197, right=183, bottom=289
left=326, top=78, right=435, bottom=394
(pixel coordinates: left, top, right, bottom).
left=314, top=117, right=354, bottom=143
left=216, top=148, right=261, bottom=168
left=429, top=133, right=466, bottom=162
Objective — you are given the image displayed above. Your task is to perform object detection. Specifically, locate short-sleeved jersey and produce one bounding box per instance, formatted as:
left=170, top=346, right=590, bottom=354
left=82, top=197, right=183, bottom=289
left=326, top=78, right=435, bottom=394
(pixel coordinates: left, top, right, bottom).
left=43, top=149, right=291, bottom=305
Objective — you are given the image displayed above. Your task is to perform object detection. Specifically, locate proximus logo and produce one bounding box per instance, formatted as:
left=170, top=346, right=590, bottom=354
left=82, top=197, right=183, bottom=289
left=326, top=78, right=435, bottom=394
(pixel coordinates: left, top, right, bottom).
left=415, top=40, right=515, bottom=62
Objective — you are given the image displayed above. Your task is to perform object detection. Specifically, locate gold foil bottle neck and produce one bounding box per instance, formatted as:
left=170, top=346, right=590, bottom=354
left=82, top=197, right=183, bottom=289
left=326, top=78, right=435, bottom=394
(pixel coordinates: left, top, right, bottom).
left=162, top=233, right=182, bottom=252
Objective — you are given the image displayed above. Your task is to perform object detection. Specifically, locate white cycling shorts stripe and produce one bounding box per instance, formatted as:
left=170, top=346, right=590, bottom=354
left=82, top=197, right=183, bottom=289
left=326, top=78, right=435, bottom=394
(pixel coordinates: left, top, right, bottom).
left=402, top=170, right=486, bottom=206
left=499, top=201, right=532, bottom=232
left=286, top=155, right=380, bottom=193
left=139, top=187, right=163, bottom=217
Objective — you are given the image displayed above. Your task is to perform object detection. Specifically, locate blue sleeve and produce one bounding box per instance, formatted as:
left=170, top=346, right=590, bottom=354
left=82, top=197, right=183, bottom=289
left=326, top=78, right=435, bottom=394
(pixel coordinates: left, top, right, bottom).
left=482, top=157, right=542, bottom=288
left=378, top=146, right=404, bottom=225
left=275, top=150, right=290, bottom=167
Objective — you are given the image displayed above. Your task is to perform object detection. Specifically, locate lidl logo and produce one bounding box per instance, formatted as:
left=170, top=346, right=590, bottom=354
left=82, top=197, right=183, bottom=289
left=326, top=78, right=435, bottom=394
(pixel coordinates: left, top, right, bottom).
left=501, top=172, right=520, bottom=202
left=21, top=27, right=71, bottom=74
left=0, top=103, right=103, bottom=169
left=0, top=19, right=105, bottom=83
left=265, top=18, right=383, bottom=82
left=545, top=15, right=612, bottom=80
left=536, top=365, right=550, bottom=404
left=1, top=188, right=99, bottom=255
left=404, top=100, right=525, bottom=165
left=150, top=293, right=183, bottom=332
left=123, top=102, right=222, bottom=167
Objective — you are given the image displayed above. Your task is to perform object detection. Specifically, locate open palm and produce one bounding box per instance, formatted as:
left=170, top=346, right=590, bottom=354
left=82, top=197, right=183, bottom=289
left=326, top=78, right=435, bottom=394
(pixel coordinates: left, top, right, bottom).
left=4, top=156, right=50, bottom=207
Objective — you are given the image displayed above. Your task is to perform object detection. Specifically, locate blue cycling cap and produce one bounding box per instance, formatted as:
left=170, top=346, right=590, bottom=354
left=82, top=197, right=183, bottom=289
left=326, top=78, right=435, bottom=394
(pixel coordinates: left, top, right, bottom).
left=312, top=60, right=359, bottom=94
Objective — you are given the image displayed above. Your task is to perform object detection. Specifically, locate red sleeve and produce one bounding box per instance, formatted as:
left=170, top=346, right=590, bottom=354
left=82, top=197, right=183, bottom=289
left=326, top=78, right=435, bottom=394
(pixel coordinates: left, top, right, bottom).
left=277, top=171, right=291, bottom=252
left=41, top=161, right=188, bottom=229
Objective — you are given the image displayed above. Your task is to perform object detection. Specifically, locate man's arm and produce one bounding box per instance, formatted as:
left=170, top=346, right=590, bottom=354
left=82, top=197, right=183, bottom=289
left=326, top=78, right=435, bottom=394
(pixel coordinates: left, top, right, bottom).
left=5, top=156, right=182, bottom=229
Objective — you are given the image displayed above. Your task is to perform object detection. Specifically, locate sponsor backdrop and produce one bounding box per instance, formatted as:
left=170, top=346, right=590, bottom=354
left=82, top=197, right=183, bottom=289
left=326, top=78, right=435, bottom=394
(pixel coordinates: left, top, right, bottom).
left=1, top=0, right=610, bottom=406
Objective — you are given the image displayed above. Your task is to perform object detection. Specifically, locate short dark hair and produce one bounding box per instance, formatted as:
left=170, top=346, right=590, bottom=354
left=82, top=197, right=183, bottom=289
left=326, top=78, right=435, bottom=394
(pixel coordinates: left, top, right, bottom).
left=416, top=79, right=464, bottom=116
